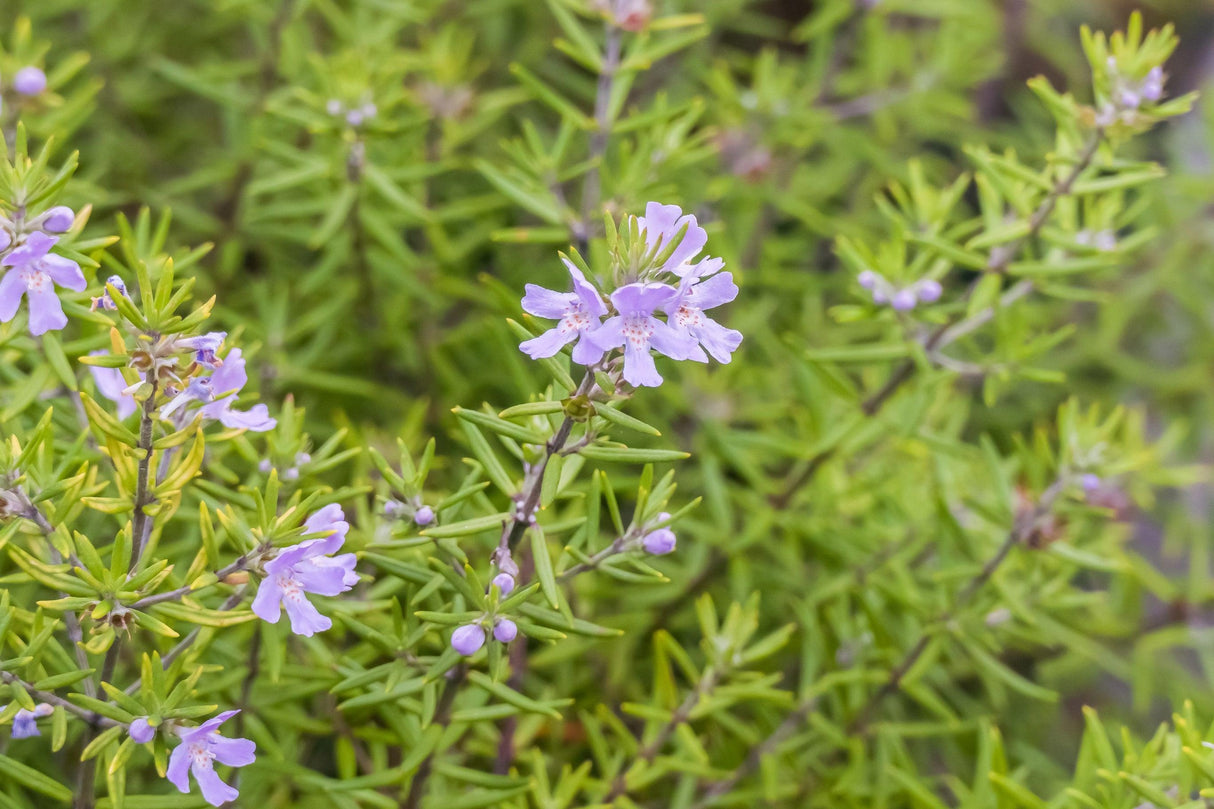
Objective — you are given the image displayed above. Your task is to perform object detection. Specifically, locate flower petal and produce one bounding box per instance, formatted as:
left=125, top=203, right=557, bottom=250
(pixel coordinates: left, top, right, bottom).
left=166, top=743, right=192, bottom=793
left=282, top=592, right=332, bottom=636
left=521, top=284, right=576, bottom=319
left=193, top=763, right=239, bottom=807
left=692, top=318, right=743, bottom=363
left=41, top=255, right=86, bottom=291
left=26, top=283, right=67, bottom=335
left=251, top=579, right=283, bottom=624
left=570, top=333, right=607, bottom=366
left=622, top=342, right=663, bottom=388
left=520, top=327, right=576, bottom=359
left=218, top=404, right=276, bottom=432
left=649, top=319, right=699, bottom=361
left=0, top=270, right=27, bottom=322
left=210, top=736, right=256, bottom=768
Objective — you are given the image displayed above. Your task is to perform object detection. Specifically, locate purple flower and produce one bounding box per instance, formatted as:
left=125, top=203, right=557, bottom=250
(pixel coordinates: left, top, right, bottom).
left=492, top=573, right=515, bottom=596
left=637, top=202, right=707, bottom=276
left=9, top=704, right=52, bottom=739
left=587, top=283, right=698, bottom=387
left=91, top=275, right=127, bottom=311
left=160, top=348, right=276, bottom=431
left=251, top=505, right=357, bottom=637
left=129, top=717, right=156, bottom=744
left=891, top=289, right=917, bottom=311
left=664, top=272, right=742, bottom=364
left=452, top=624, right=486, bottom=656
left=413, top=505, right=435, bottom=526
left=180, top=332, right=227, bottom=368
left=167, top=710, right=256, bottom=807
left=519, top=258, right=609, bottom=365
left=41, top=206, right=74, bottom=233
left=0, top=232, right=86, bottom=335
left=13, top=67, right=47, bottom=96
left=916, top=280, right=943, bottom=303
left=493, top=618, right=518, bottom=643
left=642, top=514, right=677, bottom=555
left=89, top=351, right=137, bottom=419
left=1081, top=474, right=1102, bottom=492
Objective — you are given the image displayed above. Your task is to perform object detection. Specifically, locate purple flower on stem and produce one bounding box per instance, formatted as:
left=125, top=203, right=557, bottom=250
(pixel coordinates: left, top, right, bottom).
left=413, top=505, right=435, bottom=526
left=167, top=710, right=256, bottom=807
left=252, top=505, right=357, bottom=637
left=587, top=283, right=697, bottom=387
left=452, top=624, right=486, bottom=656
left=129, top=717, right=156, bottom=744
left=0, top=232, right=86, bottom=335
left=519, top=258, right=608, bottom=365
left=857, top=270, right=877, bottom=290
left=890, top=289, right=917, bottom=311
left=9, top=704, right=52, bottom=739
left=13, top=67, right=47, bottom=96
left=664, top=272, right=742, bottom=364
left=91, top=275, right=127, bottom=311
left=89, top=351, right=137, bottom=419
left=160, top=348, right=276, bottom=431
left=493, top=618, right=518, bottom=643
left=637, top=202, right=707, bottom=276
left=916, top=279, right=943, bottom=303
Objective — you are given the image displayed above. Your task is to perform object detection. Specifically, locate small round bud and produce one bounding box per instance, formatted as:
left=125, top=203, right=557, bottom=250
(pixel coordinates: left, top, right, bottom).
left=891, top=289, right=917, bottom=311
left=1142, top=67, right=1164, bottom=102
left=916, top=279, right=943, bottom=303
left=642, top=527, right=676, bottom=555
left=413, top=505, right=435, bottom=526
left=451, top=624, right=486, bottom=656
left=361, top=102, right=378, bottom=119
left=493, top=618, right=518, bottom=643
left=857, top=270, right=877, bottom=290
left=492, top=573, right=515, bottom=596
left=1118, top=89, right=1141, bottom=110
left=345, top=109, right=364, bottom=127
left=41, top=206, right=74, bottom=233
left=13, top=67, right=47, bottom=96
left=1080, top=474, right=1101, bottom=492
left=326, top=99, right=343, bottom=116
left=258, top=459, right=273, bottom=474
left=283, top=467, right=300, bottom=481
left=1093, top=230, right=1117, bottom=252
left=128, top=717, right=155, bottom=744
left=871, top=289, right=889, bottom=305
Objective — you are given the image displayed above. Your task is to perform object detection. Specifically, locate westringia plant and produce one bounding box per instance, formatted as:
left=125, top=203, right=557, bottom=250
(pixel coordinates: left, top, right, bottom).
left=0, top=5, right=1212, bottom=809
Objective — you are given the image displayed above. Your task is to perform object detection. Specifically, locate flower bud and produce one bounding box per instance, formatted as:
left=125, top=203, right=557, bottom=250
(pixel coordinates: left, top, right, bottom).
left=42, top=206, right=75, bottom=233
left=326, top=99, right=343, bottom=116
left=451, top=624, right=486, bottom=656
left=891, top=289, right=917, bottom=311
left=346, top=109, right=364, bottom=127
left=413, top=505, right=435, bottom=526
left=916, top=280, right=942, bottom=303
left=493, top=618, right=518, bottom=643
left=857, top=270, right=877, bottom=290
left=128, top=717, right=156, bottom=744
left=13, top=67, right=47, bottom=96
left=642, top=522, right=676, bottom=555
left=492, top=572, right=515, bottom=596
left=1080, top=474, right=1101, bottom=492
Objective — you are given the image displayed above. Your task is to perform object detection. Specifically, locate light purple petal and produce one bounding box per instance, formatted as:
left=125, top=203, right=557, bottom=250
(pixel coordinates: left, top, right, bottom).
left=282, top=592, right=331, bottom=636
left=661, top=215, right=707, bottom=274
left=217, top=404, right=276, bottom=432
left=675, top=256, right=725, bottom=280
left=209, top=348, right=249, bottom=395
left=520, top=327, right=577, bottom=359
left=26, top=282, right=67, bottom=335
left=312, top=552, right=359, bottom=588
left=166, top=743, right=192, bottom=792
left=648, top=319, right=699, bottom=361
left=585, top=316, right=624, bottom=351
left=303, top=504, right=348, bottom=542
left=210, top=736, right=256, bottom=768
left=641, top=202, right=682, bottom=241
left=193, top=763, right=239, bottom=807
left=692, top=318, right=743, bottom=364
left=194, top=710, right=240, bottom=737
left=622, top=342, right=663, bottom=388
left=40, top=255, right=86, bottom=291
left=294, top=559, right=355, bottom=596
left=683, top=272, right=738, bottom=311
left=251, top=579, right=283, bottom=623
left=570, top=333, right=607, bottom=366
left=89, top=357, right=137, bottom=419
left=2, top=233, right=55, bottom=268
left=0, top=271, right=26, bottom=322
left=521, top=285, right=576, bottom=319
left=565, top=259, right=607, bottom=317
left=611, top=283, right=677, bottom=316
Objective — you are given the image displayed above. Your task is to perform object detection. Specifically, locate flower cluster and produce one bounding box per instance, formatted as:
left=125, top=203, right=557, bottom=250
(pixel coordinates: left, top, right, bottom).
left=520, top=203, right=742, bottom=387
left=1096, top=63, right=1166, bottom=126
left=326, top=97, right=378, bottom=128
left=252, top=505, right=358, bottom=637
left=857, top=270, right=942, bottom=311
left=159, top=346, right=276, bottom=431
left=0, top=207, right=85, bottom=335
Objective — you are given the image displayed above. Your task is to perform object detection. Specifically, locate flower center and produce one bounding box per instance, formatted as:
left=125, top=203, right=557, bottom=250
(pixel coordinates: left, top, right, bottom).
left=189, top=741, right=216, bottom=770
left=276, top=572, right=303, bottom=599
left=622, top=313, right=654, bottom=349
left=560, top=303, right=591, bottom=333
left=23, top=268, right=49, bottom=292
left=674, top=304, right=702, bottom=328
